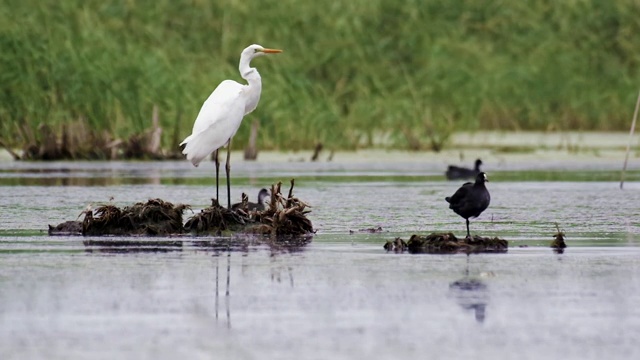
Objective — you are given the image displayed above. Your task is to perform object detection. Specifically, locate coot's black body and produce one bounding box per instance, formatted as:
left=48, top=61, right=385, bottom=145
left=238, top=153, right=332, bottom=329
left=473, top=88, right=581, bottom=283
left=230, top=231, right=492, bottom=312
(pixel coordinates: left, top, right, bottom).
left=445, top=172, right=490, bottom=237
left=445, top=159, right=483, bottom=180
left=232, top=188, right=270, bottom=211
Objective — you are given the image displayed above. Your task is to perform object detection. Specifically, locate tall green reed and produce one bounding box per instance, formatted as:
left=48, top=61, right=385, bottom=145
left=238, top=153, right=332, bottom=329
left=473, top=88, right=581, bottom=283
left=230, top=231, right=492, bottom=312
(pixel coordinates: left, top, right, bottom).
left=1, top=0, right=639, bottom=152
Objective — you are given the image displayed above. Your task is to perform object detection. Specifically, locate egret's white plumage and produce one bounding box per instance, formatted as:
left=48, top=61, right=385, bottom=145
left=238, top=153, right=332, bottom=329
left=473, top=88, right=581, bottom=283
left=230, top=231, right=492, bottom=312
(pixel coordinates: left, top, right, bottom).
left=180, top=44, right=281, bottom=209
left=180, top=44, right=282, bottom=166
left=180, top=80, right=244, bottom=166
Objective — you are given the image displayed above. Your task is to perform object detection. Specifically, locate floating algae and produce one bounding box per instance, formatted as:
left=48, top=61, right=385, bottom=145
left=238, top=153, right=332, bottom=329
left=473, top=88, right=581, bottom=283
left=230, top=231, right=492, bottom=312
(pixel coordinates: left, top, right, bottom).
left=384, top=233, right=508, bottom=254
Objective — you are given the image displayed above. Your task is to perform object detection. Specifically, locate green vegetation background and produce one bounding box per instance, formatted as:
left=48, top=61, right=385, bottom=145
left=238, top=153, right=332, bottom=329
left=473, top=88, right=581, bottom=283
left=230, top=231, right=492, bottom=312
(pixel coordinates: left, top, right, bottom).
left=1, top=0, right=639, bottom=151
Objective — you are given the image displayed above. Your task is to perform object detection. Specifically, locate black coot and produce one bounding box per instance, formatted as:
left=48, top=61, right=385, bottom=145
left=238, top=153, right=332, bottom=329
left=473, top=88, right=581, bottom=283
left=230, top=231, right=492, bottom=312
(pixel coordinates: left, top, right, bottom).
left=445, top=159, right=483, bottom=180
left=445, top=172, right=490, bottom=237
left=232, top=188, right=270, bottom=211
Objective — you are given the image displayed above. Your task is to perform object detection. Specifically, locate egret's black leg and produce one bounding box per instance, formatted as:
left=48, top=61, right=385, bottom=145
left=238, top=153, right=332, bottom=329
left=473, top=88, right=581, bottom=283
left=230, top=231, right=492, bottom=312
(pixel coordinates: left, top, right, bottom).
left=214, top=149, right=220, bottom=202
left=225, top=139, right=232, bottom=209
left=466, top=219, right=470, bottom=238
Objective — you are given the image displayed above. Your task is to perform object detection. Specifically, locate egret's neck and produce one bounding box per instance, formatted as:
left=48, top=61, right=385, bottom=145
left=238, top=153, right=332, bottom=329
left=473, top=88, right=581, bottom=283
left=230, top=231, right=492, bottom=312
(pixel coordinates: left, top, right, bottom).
left=239, top=58, right=262, bottom=115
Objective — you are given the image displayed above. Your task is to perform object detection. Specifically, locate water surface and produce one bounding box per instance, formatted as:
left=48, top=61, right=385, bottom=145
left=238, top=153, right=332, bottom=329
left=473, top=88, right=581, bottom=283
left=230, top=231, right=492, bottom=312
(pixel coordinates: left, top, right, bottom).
left=1, top=157, right=639, bottom=359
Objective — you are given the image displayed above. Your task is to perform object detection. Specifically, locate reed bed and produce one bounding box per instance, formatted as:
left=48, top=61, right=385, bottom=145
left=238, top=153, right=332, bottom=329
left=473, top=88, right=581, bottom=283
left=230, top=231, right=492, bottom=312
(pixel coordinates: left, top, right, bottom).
left=1, top=0, right=639, bottom=154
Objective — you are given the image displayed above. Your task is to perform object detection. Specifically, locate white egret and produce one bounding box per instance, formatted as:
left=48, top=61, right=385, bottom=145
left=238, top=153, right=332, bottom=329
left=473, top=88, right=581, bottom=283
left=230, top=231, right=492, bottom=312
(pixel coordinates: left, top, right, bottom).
left=180, top=44, right=282, bottom=208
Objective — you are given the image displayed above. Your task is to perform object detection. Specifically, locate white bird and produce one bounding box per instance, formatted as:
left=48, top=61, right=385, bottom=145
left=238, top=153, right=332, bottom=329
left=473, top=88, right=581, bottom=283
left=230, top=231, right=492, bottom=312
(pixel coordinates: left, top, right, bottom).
left=180, top=44, right=282, bottom=208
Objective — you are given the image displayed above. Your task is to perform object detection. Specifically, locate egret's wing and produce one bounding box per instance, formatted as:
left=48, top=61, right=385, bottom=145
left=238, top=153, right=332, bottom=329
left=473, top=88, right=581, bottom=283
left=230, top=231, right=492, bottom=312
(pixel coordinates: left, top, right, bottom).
left=180, top=80, right=247, bottom=166
left=191, top=80, right=244, bottom=134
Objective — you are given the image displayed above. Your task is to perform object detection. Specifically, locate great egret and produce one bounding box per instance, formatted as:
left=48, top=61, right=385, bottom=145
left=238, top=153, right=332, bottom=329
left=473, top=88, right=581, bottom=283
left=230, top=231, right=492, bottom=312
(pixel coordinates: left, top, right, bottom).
left=445, top=172, right=490, bottom=238
left=180, top=44, right=282, bottom=208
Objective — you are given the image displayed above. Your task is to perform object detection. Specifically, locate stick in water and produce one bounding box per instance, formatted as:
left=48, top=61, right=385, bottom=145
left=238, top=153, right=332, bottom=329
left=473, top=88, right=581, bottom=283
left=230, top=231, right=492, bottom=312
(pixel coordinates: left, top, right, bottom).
left=621, top=89, right=640, bottom=190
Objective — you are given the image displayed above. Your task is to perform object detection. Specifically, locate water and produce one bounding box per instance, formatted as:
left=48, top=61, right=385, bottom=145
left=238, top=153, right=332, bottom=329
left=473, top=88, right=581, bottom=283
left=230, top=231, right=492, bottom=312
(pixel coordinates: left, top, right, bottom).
left=1, top=156, right=640, bottom=360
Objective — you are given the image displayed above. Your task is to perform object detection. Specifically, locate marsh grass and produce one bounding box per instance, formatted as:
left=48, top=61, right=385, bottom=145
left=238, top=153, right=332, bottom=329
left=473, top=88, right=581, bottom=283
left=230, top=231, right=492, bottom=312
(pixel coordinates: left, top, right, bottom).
left=1, top=0, right=639, bottom=153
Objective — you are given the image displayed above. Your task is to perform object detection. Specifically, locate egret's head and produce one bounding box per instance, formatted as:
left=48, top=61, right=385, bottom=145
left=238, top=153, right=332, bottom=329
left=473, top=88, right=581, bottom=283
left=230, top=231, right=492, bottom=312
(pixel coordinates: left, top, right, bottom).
left=238, top=44, right=282, bottom=79
left=243, top=44, right=283, bottom=60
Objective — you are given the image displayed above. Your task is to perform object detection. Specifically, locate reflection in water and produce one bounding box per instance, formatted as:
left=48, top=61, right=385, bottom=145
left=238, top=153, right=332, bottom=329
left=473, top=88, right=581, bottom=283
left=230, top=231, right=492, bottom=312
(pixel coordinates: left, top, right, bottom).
left=270, top=256, right=295, bottom=288
left=84, top=239, right=184, bottom=254
left=209, top=239, right=303, bottom=330
left=269, top=241, right=302, bottom=288
left=215, top=253, right=219, bottom=319
left=213, top=246, right=232, bottom=329
left=225, top=248, right=231, bottom=328
left=0, top=173, right=164, bottom=187
left=194, top=234, right=312, bottom=255
left=273, top=266, right=294, bottom=288
left=449, top=255, right=490, bottom=323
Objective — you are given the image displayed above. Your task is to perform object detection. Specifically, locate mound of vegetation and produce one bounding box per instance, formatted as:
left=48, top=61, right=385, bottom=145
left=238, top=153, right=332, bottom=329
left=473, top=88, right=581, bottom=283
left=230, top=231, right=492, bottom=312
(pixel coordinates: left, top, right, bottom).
left=48, top=180, right=314, bottom=238
left=551, top=224, right=567, bottom=254
left=384, top=233, right=508, bottom=254
left=185, top=180, right=313, bottom=236
left=82, top=198, right=188, bottom=236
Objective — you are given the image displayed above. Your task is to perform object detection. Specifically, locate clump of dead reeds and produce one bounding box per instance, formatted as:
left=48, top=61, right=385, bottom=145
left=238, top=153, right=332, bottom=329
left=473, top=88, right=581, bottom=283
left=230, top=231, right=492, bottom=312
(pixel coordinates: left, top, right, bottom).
left=551, top=223, right=567, bottom=253
left=49, top=180, right=314, bottom=238
left=385, top=233, right=508, bottom=254
left=251, top=180, right=314, bottom=236
left=1, top=113, right=180, bottom=161
left=184, top=180, right=314, bottom=237
left=183, top=199, right=250, bottom=235
left=82, top=199, right=188, bottom=236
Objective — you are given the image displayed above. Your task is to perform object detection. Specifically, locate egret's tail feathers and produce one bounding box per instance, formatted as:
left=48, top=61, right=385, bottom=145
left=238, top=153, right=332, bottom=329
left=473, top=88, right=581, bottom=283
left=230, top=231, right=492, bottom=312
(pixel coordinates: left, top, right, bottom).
left=180, top=132, right=225, bottom=167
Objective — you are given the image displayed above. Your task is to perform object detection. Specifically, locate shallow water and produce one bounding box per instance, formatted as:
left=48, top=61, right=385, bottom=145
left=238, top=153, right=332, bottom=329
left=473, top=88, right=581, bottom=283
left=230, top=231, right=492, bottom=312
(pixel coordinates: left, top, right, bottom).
left=1, top=157, right=640, bottom=360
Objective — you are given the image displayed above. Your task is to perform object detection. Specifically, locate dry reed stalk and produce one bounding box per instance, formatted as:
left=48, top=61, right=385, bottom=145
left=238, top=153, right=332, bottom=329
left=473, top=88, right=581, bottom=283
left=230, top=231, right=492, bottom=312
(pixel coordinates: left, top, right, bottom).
left=244, top=120, right=259, bottom=160
left=620, top=89, right=640, bottom=189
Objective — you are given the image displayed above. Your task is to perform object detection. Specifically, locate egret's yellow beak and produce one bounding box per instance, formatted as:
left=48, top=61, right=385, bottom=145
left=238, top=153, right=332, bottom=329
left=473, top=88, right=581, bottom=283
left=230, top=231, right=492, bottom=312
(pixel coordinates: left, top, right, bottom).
left=262, top=48, right=283, bottom=54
